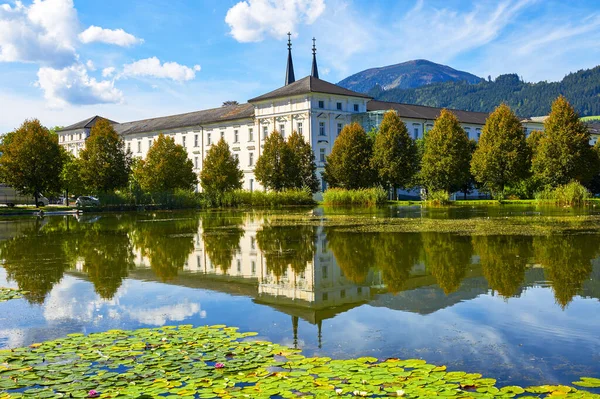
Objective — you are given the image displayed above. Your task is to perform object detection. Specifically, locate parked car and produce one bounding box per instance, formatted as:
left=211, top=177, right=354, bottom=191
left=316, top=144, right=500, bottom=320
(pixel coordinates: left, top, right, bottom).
left=0, top=184, right=49, bottom=207
left=75, top=196, right=100, bottom=207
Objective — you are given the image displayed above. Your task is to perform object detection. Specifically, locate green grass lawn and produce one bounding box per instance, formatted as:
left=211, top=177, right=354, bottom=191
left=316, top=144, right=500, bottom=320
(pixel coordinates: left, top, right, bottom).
left=581, top=115, right=600, bottom=121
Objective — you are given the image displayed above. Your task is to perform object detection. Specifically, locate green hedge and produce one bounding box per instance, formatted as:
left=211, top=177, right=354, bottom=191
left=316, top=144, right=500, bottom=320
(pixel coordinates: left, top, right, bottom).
left=323, top=187, right=388, bottom=206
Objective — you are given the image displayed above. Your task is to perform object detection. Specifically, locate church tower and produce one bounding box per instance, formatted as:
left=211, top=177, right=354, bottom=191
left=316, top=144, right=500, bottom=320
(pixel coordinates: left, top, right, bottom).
left=285, top=33, right=295, bottom=85
left=311, top=38, right=319, bottom=79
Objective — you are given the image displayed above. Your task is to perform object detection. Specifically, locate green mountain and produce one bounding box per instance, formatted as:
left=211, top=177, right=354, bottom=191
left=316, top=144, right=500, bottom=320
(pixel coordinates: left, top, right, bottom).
left=368, top=67, right=600, bottom=118
left=337, top=59, right=483, bottom=93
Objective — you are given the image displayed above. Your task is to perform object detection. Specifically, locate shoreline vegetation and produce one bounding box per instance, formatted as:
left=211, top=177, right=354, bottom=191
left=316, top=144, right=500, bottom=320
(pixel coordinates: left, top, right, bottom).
left=0, top=324, right=597, bottom=398
left=2, top=194, right=600, bottom=216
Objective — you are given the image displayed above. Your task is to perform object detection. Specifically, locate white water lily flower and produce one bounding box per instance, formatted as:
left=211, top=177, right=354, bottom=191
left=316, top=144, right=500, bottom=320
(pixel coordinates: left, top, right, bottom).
left=397, top=389, right=405, bottom=396
left=335, top=388, right=343, bottom=395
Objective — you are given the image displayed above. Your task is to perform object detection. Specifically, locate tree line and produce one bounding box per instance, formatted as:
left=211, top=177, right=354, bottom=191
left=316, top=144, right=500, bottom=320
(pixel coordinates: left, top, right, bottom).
left=2, top=95, right=597, bottom=205
left=0, top=117, right=321, bottom=206
left=321, top=96, right=600, bottom=200
left=372, top=66, right=600, bottom=118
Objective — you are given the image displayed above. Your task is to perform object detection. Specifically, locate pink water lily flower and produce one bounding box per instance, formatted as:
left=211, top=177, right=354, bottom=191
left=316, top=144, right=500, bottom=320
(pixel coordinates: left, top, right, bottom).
left=215, top=362, right=225, bottom=369
left=88, top=390, right=100, bottom=398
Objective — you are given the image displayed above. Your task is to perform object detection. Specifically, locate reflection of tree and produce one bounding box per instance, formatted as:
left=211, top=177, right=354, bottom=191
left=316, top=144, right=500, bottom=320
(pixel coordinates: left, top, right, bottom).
left=130, top=216, right=200, bottom=281
left=326, top=230, right=375, bottom=284
left=422, top=233, right=472, bottom=294
left=534, top=234, right=598, bottom=308
left=0, top=218, right=72, bottom=304
left=375, top=233, right=421, bottom=293
left=256, top=223, right=316, bottom=279
left=79, top=230, right=134, bottom=299
left=201, top=213, right=244, bottom=273
left=473, top=235, right=531, bottom=298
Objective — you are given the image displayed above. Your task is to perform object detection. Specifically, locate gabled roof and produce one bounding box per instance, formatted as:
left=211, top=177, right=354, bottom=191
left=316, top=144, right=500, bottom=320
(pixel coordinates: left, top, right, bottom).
left=248, top=76, right=372, bottom=103
left=57, top=115, right=118, bottom=132
left=366, top=100, right=490, bottom=125
left=113, top=103, right=255, bottom=135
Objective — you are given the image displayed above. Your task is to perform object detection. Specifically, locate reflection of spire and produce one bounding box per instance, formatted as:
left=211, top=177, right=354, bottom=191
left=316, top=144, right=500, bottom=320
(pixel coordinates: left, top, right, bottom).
left=285, top=32, right=295, bottom=85
left=317, top=320, right=322, bottom=349
left=311, top=37, right=319, bottom=79
left=292, top=315, right=299, bottom=349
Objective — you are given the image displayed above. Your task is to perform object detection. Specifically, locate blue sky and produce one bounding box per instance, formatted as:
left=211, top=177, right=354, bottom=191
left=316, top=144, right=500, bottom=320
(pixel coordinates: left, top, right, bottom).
left=1, top=0, right=600, bottom=132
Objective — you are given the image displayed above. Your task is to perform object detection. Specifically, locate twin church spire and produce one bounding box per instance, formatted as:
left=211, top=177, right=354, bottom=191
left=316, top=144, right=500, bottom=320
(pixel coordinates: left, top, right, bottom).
left=284, top=33, right=319, bottom=85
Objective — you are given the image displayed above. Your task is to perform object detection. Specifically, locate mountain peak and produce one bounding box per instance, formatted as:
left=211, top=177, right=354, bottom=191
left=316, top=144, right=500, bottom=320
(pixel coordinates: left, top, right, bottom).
left=337, top=59, right=483, bottom=93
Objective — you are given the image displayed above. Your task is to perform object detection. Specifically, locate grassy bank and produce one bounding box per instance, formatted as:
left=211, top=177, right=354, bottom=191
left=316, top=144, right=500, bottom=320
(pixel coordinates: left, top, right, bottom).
left=0, top=324, right=595, bottom=398
left=323, top=187, right=388, bottom=206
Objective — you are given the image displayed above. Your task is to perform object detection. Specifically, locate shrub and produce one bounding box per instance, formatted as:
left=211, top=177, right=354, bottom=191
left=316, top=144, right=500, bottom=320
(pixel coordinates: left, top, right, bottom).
left=217, top=189, right=315, bottom=208
left=535, top=181, right=590, bottom=206
left=323, top=187, right=387, bottom=206
left=424, top=190, right=450, bottom=206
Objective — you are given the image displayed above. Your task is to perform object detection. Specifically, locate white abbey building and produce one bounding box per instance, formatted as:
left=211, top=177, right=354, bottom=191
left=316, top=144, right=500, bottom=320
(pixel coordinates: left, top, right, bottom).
left=58, top=37, right=555, bottom=193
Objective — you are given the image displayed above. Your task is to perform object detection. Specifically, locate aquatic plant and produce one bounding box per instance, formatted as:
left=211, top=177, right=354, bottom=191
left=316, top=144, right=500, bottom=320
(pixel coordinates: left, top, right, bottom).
left=0, top=325, right=599, bottom=398
left=323, top=188, right=388, bottom=206
left=0, top=287, right=27, bottom=302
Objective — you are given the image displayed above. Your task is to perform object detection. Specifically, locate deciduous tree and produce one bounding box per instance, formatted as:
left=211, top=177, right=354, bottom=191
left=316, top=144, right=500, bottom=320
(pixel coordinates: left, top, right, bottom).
left=200, top=138, right=243, bottom=195
left=60, top=151, right=84, bottom=205
left=0, top=119, right=63, bottom=206
left=323, top=122, right=375, bottom=189
left=79, top=118, right=131, bottom=193
left=419, top=110, right=471, bottom=194
left=254, top=131, right=294, bottom=191
left=287, top=130, right=319, bottom=193
left=371, top=110, right=418, bottom=198
left=136, top=134, right=197, bottom=192
left=531, top=96, right=598, bottom=187
left=471, top=104, right=530, bottom=196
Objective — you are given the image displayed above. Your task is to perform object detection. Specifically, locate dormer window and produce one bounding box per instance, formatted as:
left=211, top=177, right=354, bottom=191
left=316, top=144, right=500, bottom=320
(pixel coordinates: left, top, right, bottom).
left=318, top=100, right=324, bottom=109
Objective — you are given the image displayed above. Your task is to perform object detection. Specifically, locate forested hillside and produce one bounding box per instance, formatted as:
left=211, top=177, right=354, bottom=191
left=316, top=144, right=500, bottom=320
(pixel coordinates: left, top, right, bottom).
left=370, top=67, right=600, bottom=117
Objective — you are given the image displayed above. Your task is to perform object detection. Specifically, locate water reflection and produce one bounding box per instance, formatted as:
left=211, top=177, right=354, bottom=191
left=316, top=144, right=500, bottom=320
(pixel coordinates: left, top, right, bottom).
left=0, top=212, right=597, bottom=318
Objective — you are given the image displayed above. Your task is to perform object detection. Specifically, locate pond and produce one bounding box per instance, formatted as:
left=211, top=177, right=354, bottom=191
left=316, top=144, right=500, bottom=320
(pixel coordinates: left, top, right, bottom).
left=0, top=206, right=599, bottom=390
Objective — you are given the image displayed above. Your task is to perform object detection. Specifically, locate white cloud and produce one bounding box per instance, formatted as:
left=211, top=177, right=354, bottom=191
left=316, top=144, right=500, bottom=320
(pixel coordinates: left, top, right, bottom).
left=79, top=25, right=143, bottom=47
left=85, top=59, right=95, bottom=70
left=102, top=66, right=115, bottom=77
left=121, top=57, right=201, bottom=82
left=36, top=63, right=123, bottom=108
left=0, top=0, right=79, bottom=67
left=225, top=0, right=325, bottom=42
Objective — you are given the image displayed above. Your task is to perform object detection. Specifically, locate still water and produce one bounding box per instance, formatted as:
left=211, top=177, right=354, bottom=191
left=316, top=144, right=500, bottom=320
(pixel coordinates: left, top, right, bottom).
left=0, top=207, right=599, bottom=389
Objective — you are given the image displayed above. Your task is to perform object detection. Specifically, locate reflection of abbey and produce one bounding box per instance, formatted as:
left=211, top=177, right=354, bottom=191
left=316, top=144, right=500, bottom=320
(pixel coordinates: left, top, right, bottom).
left=56, top=36, right=573, bottom=193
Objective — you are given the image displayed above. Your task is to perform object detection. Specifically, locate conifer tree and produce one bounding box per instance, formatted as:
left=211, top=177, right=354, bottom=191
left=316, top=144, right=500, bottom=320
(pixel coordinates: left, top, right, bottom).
left=79, top=118, right=131, bottom=193
left=287, top=130, right=319, bottom=193
left=419, top=109, right=471, bottom=194
left=371, top=110, right=418, bottom=198
left=0, top=119, right=63, bottom=206
left=531, top=96, right=598, bottom=187
left=200, top=138, right=243, bottom=195
left=254, top=131, right=294, bottom=191
left=471, top=104, right=530, bottom=196
left=323, top=122, right=375, bottom=189
left=136, top=134, right=197, bottom=192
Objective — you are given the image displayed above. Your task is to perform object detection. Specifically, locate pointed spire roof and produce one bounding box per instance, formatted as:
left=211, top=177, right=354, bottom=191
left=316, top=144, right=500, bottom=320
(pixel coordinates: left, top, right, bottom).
left=285, top=32, right=295, bottom=85
left=311, top=38, right=319, bottom=79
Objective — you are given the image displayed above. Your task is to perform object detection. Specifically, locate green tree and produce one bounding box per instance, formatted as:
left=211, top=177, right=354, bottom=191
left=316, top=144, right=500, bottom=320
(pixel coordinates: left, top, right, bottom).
left=200, top=138, right=243, bottom=196
left=79, top=118, right=131, bottom=193
left=60, top=151, right=84, bottom=205
left=254, top=131, right=293, bottom=191
left=471, top=104, right=530, bottom=196
left=0, top=119, right=63, bottom=206
left=422, top=232, right=472, bottom=295
left=371, top=110, right=418, bottom=198
left=201, top=212, right=244, bottom=273
left=323, top=122, right=375, bottom=189
left=531, top=96, right=597, bottom=187
left=136, top=133, right=197, bottom=193
left=420, top=110, right=472, bottom=194
left=287, top=131, right=319, bottom=193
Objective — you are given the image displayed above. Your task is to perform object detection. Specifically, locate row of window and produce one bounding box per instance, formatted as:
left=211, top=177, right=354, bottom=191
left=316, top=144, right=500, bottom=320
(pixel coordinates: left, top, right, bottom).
left=317, top=100, right=360, bottom=112
left=60, top=132, right=87, bottom=142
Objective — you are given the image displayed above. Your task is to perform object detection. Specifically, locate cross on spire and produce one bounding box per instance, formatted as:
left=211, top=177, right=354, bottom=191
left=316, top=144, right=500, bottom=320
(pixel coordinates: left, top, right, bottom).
left=285, top=32, right=295, bottom=85
left=311, top=37, right=319, bottom=79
